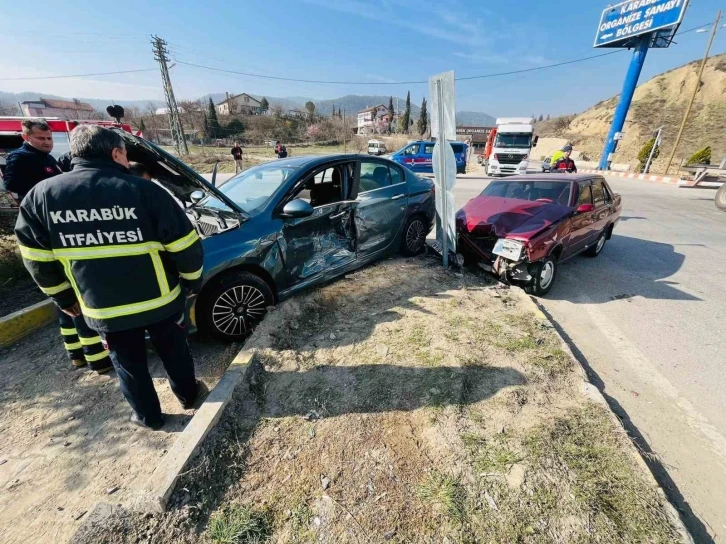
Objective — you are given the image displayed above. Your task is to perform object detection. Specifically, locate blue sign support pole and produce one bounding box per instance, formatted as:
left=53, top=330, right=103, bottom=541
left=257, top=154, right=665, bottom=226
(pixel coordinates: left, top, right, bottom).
left=598, top=34, right=650, bottom=170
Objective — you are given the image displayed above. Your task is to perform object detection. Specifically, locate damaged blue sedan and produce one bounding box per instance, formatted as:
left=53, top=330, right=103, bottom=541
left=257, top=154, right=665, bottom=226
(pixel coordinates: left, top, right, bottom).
left=119, top=130, right=435, bottom=341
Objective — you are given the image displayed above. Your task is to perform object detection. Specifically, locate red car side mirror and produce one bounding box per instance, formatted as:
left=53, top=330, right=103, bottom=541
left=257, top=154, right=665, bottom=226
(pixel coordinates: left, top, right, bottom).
left=576, top=203, right=594, bottom=213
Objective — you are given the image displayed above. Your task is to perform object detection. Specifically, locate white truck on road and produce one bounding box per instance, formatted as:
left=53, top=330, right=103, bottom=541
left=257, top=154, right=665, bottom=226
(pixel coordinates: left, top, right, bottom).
left=486, top=117, right=538, bottom=176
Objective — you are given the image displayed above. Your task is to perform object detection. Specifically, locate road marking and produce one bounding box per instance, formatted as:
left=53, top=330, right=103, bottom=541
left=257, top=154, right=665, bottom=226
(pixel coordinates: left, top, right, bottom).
left=578, top=294, right=726, bottom=463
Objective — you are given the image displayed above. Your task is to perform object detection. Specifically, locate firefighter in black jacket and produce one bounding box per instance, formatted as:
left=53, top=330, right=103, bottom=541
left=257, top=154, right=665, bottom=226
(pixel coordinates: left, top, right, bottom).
left=15, top=125, right=205, bottom=430
left=5, top=120, right=111, bottom=373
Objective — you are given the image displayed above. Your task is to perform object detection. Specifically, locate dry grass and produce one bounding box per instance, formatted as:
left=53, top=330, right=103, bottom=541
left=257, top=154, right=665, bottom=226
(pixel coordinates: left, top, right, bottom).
left=0, top=234, right=24, bottom=285
left=75, top=258, right=682, bottom=543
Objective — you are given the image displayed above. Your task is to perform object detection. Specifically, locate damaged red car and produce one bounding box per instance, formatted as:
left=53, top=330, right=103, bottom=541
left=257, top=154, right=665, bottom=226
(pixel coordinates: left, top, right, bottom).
left=456, top=174, right=621, bottom=295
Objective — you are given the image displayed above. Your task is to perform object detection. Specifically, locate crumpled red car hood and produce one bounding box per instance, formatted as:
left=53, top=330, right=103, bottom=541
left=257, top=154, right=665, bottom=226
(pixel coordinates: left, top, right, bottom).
left=455, top=196, right=572, bottom=240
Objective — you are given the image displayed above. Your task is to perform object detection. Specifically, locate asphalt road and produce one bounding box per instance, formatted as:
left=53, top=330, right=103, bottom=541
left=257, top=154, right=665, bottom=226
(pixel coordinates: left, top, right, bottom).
left=453, top=175, right=726, bottom=543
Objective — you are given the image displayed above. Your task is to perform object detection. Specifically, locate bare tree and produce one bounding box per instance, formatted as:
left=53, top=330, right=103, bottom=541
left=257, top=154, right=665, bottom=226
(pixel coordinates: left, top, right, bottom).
left=0, top=101, right=21, bottom=115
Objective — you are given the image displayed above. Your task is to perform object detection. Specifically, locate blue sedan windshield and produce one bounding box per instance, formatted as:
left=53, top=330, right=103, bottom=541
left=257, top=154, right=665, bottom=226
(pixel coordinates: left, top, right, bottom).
left=203, top=163, right=298, bottom=216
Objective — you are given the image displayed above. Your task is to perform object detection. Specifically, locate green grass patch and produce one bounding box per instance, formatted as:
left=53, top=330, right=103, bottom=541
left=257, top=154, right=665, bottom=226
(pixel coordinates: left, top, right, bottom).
left=461, top=432, right=522, bottom=473
left=207, top=504, right=272, bottom=544
left=289, top=499, right=313, bottom=530
left=495, top=335, right=538, bottom=352
left=415, top=349, right=444, bottom=367
left=407, top=323, right=428, bottom=348
left=418, top=471, right=466, bottom=522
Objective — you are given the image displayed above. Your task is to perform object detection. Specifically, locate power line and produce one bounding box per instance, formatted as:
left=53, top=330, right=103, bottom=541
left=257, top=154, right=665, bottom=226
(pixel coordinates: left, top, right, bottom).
left=0, top=68, right=156, bottom=81
left=174, top=51, right=624, bottom=85
left=0, top=22, right=713, bottom=84
left=172, top=22, right=714, bottom=86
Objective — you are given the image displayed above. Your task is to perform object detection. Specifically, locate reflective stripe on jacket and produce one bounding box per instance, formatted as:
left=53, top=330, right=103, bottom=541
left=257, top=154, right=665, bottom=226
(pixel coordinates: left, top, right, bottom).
left=14, top=157, right=203, bottom=333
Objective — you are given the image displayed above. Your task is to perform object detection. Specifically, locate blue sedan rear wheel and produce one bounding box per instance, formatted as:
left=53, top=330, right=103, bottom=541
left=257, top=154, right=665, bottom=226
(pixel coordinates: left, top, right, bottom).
left=401, top=215, right=427, bottom=256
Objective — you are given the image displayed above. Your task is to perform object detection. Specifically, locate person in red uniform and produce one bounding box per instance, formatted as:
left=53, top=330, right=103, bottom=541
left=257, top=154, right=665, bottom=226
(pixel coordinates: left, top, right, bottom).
left=550, top=144, right=577, bottom=173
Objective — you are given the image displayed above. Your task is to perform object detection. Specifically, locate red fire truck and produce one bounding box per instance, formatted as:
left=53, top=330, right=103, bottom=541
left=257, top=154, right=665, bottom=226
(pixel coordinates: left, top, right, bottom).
left=0, top=117, right=139, bottom=178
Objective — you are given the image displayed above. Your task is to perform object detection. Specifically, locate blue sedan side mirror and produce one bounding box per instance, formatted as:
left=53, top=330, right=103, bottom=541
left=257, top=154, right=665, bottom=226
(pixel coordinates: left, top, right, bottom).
left=282, top=199, right=314, bottom=218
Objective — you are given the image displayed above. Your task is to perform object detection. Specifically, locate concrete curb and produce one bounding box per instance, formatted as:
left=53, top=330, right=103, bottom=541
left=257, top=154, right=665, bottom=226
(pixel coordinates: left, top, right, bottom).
left=511, top=289, right=694, bottom=544
left=0, top=298, right=55, bottom=348
left=133, top=348, right=255, bottom=513
left=578, top=168, right=679, bottom=185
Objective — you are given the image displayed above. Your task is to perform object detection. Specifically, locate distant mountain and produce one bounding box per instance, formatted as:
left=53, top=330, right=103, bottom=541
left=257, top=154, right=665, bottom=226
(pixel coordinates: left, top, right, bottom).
left=456, top=111, right=496, bottom=127
left=2, top=90, right=496, bottom=126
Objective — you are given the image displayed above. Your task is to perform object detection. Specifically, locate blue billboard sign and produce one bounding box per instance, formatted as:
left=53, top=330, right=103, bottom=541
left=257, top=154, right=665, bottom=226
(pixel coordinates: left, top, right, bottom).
left=594, top=0, right=689, bottom=48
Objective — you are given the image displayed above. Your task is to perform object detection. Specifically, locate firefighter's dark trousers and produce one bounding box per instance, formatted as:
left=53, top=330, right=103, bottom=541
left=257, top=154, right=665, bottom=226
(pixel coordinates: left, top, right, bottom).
left=101, top=312, right=197, bottom=427
left=57, top=307, right=112, bottom=373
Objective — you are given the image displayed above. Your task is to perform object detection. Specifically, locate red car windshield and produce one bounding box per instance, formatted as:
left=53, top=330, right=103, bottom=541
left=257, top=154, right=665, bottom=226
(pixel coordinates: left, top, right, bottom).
left=482, top=180, right=571, bottom=207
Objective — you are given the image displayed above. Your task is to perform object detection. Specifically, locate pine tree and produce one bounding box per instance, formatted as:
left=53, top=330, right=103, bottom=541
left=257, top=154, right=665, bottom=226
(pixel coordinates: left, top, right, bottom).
left=260, top=97, right=269, bottom=112
left=417, top=97, right=428, bottom=136
left=538, top=114, right=544, bottom=122
left=206, top=98, right=220, bottom=139
left=226, top=118, right=244, bottom=137
left=546, top=114, right=550, bottom=120
left=387, top=96, right=394, bottom=134
left=401, top=91, right=411, bottom=134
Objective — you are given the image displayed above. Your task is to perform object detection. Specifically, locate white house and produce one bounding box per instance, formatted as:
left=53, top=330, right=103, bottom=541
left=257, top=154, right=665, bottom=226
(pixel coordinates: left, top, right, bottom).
left=216, top=93, right=263, bottom=115
left=357, top=104, right=391, bottom=134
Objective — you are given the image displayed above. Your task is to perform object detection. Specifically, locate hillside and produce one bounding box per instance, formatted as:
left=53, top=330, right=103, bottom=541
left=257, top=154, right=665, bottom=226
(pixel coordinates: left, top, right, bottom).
left=536, top=52, right=726, bottom=172
left=457, top=111, right=497, bottom=126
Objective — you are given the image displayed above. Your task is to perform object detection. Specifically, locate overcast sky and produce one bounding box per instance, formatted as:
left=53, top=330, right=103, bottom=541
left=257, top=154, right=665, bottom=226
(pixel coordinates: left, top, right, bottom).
left=1, top=0, right=723, bottom=116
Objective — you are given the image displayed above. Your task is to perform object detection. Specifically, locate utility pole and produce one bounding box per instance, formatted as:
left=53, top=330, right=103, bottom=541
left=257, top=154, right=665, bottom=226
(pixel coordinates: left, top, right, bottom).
left=151, top=35, right=188, bottom=156
left=343, top=109, right=347, bottom=153
left=665, top=10, right=721, bottom=174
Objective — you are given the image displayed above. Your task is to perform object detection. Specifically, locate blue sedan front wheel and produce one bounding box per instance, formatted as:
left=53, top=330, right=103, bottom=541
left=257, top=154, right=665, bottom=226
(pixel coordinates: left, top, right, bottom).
left=199, top=271, right=274, bottom=342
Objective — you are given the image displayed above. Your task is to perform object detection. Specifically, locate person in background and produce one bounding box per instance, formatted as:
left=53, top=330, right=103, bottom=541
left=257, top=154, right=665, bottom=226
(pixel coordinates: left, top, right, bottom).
left=16, top=125, right=205, bottom=430
left=4, top=120, right=111, bottom=373
left=551, top=144, right=577, bottom=173
left=128, top=161, right=186, bottom=209
left=278, top=145, right=288, bottom=159
left=128, top=161, right=152, bottom=181
left=549, top=143, right=572, bottom=169
left=231, top=141, right=243, bottom=174
left=274, top=141, right=282, bottom=157
left=2, top=119, right=61, bottom=204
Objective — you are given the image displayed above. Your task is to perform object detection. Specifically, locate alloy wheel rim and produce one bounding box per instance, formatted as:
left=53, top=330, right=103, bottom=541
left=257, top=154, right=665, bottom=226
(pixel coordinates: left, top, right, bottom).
left=212, top=285, right=267, bottom=336
left=540, top=261, right=554, bottom=289
left=596, top=233, right=606, bottom=252
left=406, top=220, right=426, bottom=253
